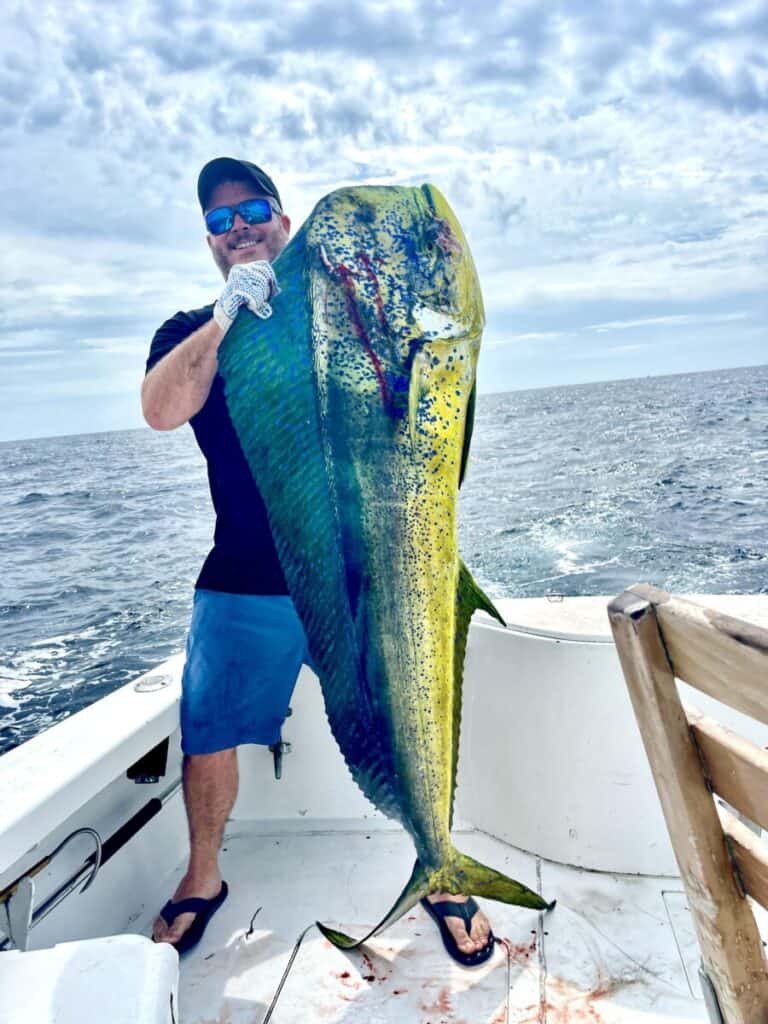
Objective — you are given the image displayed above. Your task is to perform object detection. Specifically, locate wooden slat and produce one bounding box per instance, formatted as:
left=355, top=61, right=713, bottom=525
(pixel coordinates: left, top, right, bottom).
left=687, top=706, right=768, bottom=833
left=721, top=807, right=768, bottom=911
left=608, top=590, right=768, bottom=1024
left=630, top=584, right=768, bottom=725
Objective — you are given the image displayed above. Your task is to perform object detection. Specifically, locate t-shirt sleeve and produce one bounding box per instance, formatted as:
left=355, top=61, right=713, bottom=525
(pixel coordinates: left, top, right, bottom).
left=145, top=306, right=214, bottom=375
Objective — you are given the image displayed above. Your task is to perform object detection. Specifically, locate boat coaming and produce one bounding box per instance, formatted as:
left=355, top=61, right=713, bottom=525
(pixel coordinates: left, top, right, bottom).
left=218, top=184, right=550, bottom=945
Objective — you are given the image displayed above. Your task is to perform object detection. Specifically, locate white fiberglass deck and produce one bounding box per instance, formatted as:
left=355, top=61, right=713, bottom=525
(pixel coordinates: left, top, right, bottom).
left=141, top=822, right=708, bottom=1024
left=7, top=595, right=768, bottom=1021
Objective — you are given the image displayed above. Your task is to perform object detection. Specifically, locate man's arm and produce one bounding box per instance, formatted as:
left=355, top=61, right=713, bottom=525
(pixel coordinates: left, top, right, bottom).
left=142, top=318, right=224, bottom=431
left=142, top=260, right=280, bottom=431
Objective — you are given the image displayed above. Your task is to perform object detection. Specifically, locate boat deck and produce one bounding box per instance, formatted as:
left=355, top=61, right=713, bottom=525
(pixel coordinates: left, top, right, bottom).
left=139, top=822, right=708, bottom=1023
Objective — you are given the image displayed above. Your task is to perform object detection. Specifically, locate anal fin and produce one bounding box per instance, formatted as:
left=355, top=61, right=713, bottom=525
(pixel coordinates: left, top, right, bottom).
left=458, top=558, right=505, bottom=627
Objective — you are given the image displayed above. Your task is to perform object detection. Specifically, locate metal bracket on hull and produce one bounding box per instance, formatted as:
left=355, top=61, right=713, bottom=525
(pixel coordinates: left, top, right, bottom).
left=2, top=876, right=34, bottom=952
left=269, top=737, right=292, bottom=780
left=269, top=708, right=293, bottom=780
left=0, top=828, right=101, bottom=951
left=0, top=778, right=181, bottom=951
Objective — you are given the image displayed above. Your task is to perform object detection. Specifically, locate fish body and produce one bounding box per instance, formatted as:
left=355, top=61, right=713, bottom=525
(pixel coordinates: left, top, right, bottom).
left=218, top=184, right=550, bottom=944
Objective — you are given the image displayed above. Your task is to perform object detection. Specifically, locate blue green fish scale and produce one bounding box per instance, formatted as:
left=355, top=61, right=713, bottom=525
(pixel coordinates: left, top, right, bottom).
left=219, top=185, right=489, bottom=850
left=218, top=224, right=403, bottom=820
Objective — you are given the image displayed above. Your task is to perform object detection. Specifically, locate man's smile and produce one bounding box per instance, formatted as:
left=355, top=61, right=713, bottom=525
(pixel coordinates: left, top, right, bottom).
left=232, top=237, right=264, bottom=250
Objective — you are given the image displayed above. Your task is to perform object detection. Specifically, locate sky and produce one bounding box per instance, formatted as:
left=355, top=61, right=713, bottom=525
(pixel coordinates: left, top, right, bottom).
left=0, top=0, right=766, bottom=442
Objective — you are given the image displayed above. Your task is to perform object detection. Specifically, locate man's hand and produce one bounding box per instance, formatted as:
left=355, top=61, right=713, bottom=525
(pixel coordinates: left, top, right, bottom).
left=213, top=261, right=280, bottom=333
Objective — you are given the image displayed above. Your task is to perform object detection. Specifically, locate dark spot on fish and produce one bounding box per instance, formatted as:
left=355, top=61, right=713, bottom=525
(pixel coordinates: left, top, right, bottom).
left=353, top=203, right=376, bottom=225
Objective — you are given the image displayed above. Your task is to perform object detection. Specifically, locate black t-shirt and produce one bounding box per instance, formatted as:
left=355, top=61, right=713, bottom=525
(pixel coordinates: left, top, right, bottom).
left=146, top=305, right=288, bottom=595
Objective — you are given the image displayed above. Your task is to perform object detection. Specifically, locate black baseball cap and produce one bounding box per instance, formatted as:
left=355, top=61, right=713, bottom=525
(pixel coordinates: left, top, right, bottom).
left=197, top=158, right=282, bottom=212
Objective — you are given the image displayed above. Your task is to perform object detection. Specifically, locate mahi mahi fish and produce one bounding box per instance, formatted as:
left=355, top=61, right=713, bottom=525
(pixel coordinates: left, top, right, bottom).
left=217, top=184, right=552, bottom=946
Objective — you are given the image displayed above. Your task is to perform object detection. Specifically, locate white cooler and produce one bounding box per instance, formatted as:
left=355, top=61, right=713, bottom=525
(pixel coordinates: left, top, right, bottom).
left=0, top=934, right=179, bottom=1024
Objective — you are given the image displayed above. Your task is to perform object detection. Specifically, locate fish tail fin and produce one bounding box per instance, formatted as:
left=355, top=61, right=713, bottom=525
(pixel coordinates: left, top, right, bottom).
left=317, top=858, right=431, bottom=949
left=317, top=850, right=554, bottom=950
left=451, top=848, right=555, bottom=910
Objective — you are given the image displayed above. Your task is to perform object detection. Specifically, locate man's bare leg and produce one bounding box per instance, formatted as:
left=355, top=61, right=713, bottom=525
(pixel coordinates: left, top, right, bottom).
left=153, top=749, right=237, bottom=945
left=426, top=893, right=492, bottom=955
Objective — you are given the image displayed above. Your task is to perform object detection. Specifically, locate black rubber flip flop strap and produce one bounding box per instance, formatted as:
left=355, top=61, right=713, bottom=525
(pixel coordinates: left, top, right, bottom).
left=426, top=896, right=479, bottom=927
left=161, top=895, right=215, bottom=926
left=422, top=897, right=495, bottom=967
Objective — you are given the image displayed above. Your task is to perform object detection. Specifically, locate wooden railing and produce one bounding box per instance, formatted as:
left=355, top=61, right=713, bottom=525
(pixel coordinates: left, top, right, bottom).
left=608, top=584, right=768, bottom=1024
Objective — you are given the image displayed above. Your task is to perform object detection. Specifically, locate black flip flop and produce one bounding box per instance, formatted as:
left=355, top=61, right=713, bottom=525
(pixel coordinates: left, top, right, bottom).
left=159, top=881, right=229, bottom=955
left=420, top=896, right=496, bottom=968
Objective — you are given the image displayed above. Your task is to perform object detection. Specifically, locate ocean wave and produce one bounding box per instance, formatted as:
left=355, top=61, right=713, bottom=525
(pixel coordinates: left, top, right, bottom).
left=2, top=365, right=767, bottom=755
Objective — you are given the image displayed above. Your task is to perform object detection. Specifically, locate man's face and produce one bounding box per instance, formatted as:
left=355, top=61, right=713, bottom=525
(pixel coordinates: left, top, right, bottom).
left=205, top=179, right=291, bottom=279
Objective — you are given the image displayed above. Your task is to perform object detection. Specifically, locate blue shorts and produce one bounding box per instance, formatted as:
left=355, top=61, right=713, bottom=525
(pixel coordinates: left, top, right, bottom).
left=180, top=589, right=313, bottom=755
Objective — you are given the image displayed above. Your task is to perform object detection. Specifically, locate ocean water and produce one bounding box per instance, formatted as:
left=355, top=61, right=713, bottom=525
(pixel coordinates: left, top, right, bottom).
left=1, top=363, right=767, bottom=755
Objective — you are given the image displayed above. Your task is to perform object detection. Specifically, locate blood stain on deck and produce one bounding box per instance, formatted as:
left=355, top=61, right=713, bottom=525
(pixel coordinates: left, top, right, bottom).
left=499, top=933, right=538, bottom=963
left=333, top=969, right=363, bottom=991
left=359, top=950, right=391, bottom=982
left=421, top=985, right=454, bottom=1017
left=515, top=971, right=642, bottom=1023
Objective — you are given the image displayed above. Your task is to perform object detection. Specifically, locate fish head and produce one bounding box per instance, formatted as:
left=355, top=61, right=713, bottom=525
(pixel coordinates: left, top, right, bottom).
left=304, top=184, right=485, bottom=426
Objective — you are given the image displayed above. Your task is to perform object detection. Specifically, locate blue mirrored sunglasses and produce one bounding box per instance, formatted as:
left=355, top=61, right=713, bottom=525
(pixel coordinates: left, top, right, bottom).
left=205, top=197, right=275, bottom=235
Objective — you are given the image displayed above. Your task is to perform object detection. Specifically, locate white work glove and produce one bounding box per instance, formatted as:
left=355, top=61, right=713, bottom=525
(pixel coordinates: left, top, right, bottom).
left=213, top=261, right=280, bottom=333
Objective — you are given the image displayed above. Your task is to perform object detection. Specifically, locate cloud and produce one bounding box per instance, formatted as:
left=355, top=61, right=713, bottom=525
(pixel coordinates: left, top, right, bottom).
left=587, top=312, right=750, bottom=333
left=603, top=343, right=652, bottom=355
left=660, top=60, right=768, bottom=113
left=269, top=1, right=425, bottom=57
left=0, top=0, right=765, bottom=439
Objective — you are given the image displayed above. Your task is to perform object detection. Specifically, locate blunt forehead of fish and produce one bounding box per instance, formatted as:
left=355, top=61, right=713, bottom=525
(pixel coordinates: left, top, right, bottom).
left=306, top=187, right=479, bottom=423
left=309, top=186, right=468, bottom=324
left=311, top=187, right=458, bottom=269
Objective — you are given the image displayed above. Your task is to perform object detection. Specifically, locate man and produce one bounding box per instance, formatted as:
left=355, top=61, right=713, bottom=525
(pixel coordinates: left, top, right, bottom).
left=142, top=157, right=494, bottom=965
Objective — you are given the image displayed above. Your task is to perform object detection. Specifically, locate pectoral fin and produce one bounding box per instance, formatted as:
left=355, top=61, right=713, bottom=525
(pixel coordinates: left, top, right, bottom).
left=408, top=349, right=428, bottom=445
left=458, top=383, right=476, bottom=487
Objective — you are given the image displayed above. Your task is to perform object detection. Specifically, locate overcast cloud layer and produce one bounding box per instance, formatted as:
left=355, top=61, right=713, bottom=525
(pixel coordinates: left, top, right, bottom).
left=1, top=0, right=766, bottom=440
